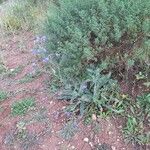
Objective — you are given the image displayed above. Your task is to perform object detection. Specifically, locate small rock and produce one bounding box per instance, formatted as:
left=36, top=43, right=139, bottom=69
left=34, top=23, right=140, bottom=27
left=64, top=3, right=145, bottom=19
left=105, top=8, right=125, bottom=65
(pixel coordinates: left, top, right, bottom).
left=83, top=137, right=89, bottom=143
left=111, top=146, right=116, bottom=150
left=62, top=106, right=66, bottom=109
left=118, top=125, right=122, bottom=129
left=50, top=101, right=53, bottom=104
left=71, top=146, right=75, bottom=149
left=89, top=142, right=93, bottom=148
left=92, top=114, right=97, bottom=121
left=10, top=69, right=14, bottom=72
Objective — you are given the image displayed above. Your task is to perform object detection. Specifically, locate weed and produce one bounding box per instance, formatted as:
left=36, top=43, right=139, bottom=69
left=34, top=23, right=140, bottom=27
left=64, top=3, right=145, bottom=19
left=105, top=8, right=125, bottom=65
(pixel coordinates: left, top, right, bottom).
left=0, top=54, right=6, bottom=74
left=5, top=65, right=23, bottom=78
left=94, top=143, right=112, bottom=150
left=0, top=63, right=6, bottom=74
left=32, top=108, right=48, bottom=122
left=92, top=121, right=101, bottom=134
left=0, top=90, right=8, bottom=102
left=123, top=93, right=150, bottom=146
left=19, top=70, right=41, bottom=84
left=123, top=117, right=141, bottom=145
left=11, top=98, right=35, bottom=116
left=59, top=120, right=78, bottom=140
left=20, top=132, right=39, bottom=150
left=58, top=67, right=123, bottom=116
left=4, top=128, right=40, bottom=150
left=84, top=116, right=92, bottom=125
left=137, top=93, right=150, bottom=118
left=3, top=130, right=16, bottom=146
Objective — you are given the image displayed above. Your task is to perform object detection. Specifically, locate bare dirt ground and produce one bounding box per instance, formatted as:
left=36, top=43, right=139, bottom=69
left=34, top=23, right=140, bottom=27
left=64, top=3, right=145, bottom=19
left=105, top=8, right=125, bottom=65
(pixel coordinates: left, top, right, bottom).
left=0, top=30, right=135, bottom=150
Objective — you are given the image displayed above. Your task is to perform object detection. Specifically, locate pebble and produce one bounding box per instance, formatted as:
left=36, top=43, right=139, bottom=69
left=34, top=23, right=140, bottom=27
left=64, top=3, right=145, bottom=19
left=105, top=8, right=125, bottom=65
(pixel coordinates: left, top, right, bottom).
left=83, top=137, right=89, bottom=143
left=89, top=142, right=93, bottom=148
left=50, top=101, right=53, bottom=104
left=111, top=146, right=116, bottom=150
left=108, top=131, right=112, bottom=135
left=71, top=146, right=75, bottom=149
left=92, top=114, right=97, bottom=121
left=10, top=69, right=14, bottom=72
left=118, top=125, right=122, bottom=129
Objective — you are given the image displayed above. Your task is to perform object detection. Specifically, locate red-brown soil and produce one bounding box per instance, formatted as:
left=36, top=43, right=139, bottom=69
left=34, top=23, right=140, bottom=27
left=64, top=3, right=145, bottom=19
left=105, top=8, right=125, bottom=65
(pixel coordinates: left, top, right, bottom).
left=0, top=31, right=135, bottom=150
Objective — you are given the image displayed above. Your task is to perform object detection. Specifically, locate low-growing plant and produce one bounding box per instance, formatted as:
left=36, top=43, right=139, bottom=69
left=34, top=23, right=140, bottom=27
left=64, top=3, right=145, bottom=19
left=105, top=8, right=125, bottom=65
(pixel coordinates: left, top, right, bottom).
left=137, top=93, right=150, bottom=119
left=4, top=65, right=23, bottom=78
left=19, top=70, right=41, bottom=84
left=0, top=54, right=6, bottom=74
left=0, top=90, right=8, bottom=102
left=11, top=98, right=35, bottom=116
left=123, top=93, right=150, bottom=146
left=59, top=120, right=78, bottom=140
left=123, top=116, right=141, bottom=145
left=0, top=63, right=6, bottom=74
left=58, top=66, right=124, bottom=117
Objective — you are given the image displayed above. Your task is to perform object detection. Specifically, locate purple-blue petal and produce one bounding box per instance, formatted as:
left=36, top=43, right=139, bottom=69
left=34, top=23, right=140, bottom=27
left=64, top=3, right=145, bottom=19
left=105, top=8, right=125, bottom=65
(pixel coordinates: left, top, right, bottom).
left=43, top=57, right=49, bottom=63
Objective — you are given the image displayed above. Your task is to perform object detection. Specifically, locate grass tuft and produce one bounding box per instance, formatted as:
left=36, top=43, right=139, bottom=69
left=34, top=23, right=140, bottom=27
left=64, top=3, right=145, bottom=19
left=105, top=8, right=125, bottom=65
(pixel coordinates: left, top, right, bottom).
left=11, top=97, right=35, bottom=116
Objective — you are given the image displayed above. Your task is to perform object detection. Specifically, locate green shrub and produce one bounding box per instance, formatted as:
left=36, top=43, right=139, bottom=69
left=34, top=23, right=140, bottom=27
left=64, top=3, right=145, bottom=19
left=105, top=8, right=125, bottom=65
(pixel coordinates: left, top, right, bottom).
left=42, top=0, right=150, bottom=96
left=43, top=0, right=149, bottom=81
left=41, top=0, right=150, bottom=92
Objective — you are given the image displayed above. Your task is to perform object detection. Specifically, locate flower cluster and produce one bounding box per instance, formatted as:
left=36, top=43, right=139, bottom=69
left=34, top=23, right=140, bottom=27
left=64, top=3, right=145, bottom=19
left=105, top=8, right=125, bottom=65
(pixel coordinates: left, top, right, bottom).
left=34, top=35, right=47, bottom=44
left=31, top=35, right=51, bottom=64
left=31, top=48, right=47, bottom=55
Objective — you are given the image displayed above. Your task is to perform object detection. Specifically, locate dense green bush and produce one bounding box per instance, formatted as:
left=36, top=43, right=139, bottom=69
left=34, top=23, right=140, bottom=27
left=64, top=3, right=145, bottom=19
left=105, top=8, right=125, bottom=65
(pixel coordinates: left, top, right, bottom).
left=43, top=0, right=149, bottom=85
left=42, top=0, right=150, bottom=101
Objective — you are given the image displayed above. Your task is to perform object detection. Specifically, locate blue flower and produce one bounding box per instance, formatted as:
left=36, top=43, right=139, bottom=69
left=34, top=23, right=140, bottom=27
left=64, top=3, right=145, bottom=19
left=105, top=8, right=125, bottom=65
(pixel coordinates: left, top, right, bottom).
left=32, top=63, right=36, bottom=67
left=34, top=35, right=47, bottom=43
left=65, top=111, right=72, bottom=117
left=73, top=121, right=78, bottom=128
left=42, top=57, right=49, bottom=63
left=41, top=36, right=47, bottom=42
left=31, top=49, right=38, bottom=55
left=32, top=48, right=47, bottom=55
left=34, top=36, right=40, bottom=43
